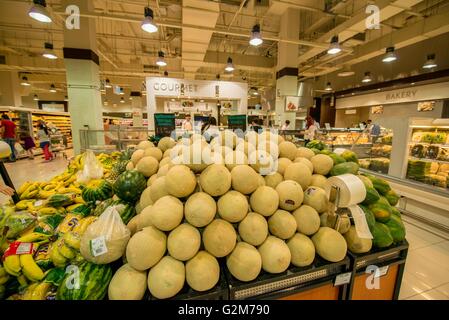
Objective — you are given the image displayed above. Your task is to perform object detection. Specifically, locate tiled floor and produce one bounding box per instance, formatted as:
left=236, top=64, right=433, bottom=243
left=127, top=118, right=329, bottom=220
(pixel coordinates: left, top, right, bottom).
left=1, top=153, right=449, bottom=300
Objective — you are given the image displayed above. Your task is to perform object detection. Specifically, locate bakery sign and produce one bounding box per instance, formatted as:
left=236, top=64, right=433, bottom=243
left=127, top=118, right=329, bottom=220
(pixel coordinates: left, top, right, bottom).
left=386, top=89, right=417, bottom=101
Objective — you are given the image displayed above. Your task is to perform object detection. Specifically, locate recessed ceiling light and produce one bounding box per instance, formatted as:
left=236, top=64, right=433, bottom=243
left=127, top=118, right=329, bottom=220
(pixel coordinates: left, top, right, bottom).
left=42, top=42, right=57, bottom=59
left=338, top=70, right=355, bottom=77
left=64, top=95, right=68, bottom=101
left=249, top=24, right=263, bottom=46
left=21, top=76, right=31, bottom=86
left=28, top=0, right=52, bottom=23
left=156, top=51, right=167, bottom=67
left=49, top=84, right=56, bottom=93
left=362, top=72, right=372, bottom=83
left=422, top=54, right=437, bottom=69
left=120, top=97, right=125, bottom=103
left=33, top=94, right=39, bottom=101
left=225, top=57, right=234, bottom=72
left=324, top=82, right=333, bottom=91
left=327, top=35, right=341, bottom=55
left=377, top=88, right=381, bottom=91
left=141, top=7, right=158, bottom=33
left=382, top=46, right=397, bottom=63
left=105, top=79, right=112, bottom=88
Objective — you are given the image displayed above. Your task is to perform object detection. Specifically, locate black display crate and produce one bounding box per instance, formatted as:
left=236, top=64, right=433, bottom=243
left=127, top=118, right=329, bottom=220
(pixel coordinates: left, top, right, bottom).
left=346, top=240, right=409, bottom=300
left=224, top=256, right=351, bottom=300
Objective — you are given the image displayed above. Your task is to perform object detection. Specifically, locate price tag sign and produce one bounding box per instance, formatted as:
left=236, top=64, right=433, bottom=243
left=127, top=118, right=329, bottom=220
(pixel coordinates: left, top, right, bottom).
left=90, top=236, right=108, bottom=257
left=334, top=272, right=352, bottom=286
left=350, top=206, right=373, bottom=239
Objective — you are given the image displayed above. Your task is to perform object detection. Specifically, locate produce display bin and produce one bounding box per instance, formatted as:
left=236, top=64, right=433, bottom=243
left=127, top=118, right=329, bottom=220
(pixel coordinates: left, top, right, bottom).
left=225, top=257, right=351, bottom=300
left=346, top=240, right=408, bottom=300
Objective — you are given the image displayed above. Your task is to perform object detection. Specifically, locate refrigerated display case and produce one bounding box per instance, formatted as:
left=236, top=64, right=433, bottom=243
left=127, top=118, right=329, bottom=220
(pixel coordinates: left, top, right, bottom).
left=359, top=129, right=393, bottom=174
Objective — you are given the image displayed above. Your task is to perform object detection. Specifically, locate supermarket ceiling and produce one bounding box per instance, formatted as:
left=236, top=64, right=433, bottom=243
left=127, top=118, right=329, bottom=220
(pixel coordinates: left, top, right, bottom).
left=1, top=0, right=449, bottom=93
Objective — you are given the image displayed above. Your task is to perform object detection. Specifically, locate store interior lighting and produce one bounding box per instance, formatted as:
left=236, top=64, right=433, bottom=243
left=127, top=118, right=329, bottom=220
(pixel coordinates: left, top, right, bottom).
left=325, top=82, right=333, bottom=91
left=105, top=79, right=112, bottom=88
left=119, top=87, right=125, bottom=95
left=49, top=84, right=56, bottom=93
left=28, top=0, right=52, bottom=23
left=362, top=72, right=373, bottom=83
left=42, top=42, right=57, bottom=59
left=33, top=94, right=39, bottom=101
left=141, top=7, right=158, bottom=33
left=120, top=97, right=125, bottom=103
left=156, top=51, right=167, bottom=67
left=382, top=46, right=397, bottom=63
left=249, top=24, right=263, bottom=46
left=21, top=76, right=31, bottom=86
left=327, top=35, right=341, bottom=55
left=422, top=54, right=437, bottom=69
left=225, top=57, right=235, bottom=72
left=64, top=95, right=68, bottom=101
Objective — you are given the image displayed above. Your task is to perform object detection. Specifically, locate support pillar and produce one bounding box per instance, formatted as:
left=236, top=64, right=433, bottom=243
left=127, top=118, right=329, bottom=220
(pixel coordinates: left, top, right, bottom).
left=131, top=92, right=143, bottom=127
left=62, top=0, right=103, bottom=154
left=275, top=9, right=300, bottom=129
left=0, top=71, right=22, bottom=107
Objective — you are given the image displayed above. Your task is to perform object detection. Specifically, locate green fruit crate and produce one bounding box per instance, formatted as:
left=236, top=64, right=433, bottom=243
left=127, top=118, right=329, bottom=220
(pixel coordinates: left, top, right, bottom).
left=224, top=257, right=351, bottom=300
left=345, top=240, right=408, bottom=300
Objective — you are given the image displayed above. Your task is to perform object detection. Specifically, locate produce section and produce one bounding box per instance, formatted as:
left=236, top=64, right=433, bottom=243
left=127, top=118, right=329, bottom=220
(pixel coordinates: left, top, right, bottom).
left=0, top=131, right=407, bottom=300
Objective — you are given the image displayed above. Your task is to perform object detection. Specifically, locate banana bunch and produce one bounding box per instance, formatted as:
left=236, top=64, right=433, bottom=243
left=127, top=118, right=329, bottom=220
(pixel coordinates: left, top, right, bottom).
left=49, top=234, right=81, bottom=268
left=20, top=253, right=45, bottom=282
left=22, top=281, right=52, bottom=300
left=18, top=182, right=40, bottom=200
left=15, top=199, right=35, bottom=211
left=0, top=264, right=10, bottom=286
left=72, top=154, right=85, bottom=170
left=73, top=216, right=97, bottom=235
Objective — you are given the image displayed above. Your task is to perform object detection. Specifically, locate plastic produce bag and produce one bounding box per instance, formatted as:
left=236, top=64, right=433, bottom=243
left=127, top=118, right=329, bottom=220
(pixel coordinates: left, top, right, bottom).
left=80, top=206, right=130, bottom=264
left=76, top=150, right=104, bottom=184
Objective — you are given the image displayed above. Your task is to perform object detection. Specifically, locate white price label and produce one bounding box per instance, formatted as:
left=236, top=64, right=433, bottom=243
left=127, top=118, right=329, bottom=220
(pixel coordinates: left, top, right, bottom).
left=379, top=266, right=389, bottom=277
left=90, top=236, right=108, bottom=257
left=334, top=272, right=352, bottom=286
left=34, top=200, right=44, bottom=207
left=351, top=206, right=373, bottom=239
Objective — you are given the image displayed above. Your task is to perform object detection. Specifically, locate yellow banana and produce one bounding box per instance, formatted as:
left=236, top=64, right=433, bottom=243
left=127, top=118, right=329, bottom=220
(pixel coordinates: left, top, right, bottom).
left=17, top=274, right=28, bottom=287
left=22, top=283, right=39, bottom=300
left=58, top=243, right=76, bottom=260
left=49, top=244, right=67, bottom=268
left=17, top=181, right=33, bottom=195
left=74, top=196, right=85, bottom=204
left=72, top=216, right=96, bottom=235
left=4, top=255, right=21, bottom=276
left=66, top=203, right=83, bottom=212
left=30, top=282, right=51, bottom=300
left=37, top=207, right=58, bottom=216
left=17, top=232, right=51, bottom=243
left=38, top=189, right=56, bottom=199
left=15, top=200, right=34, bottom=210
left=0, top=266, right=6, bottom=277
left=63, top=232, right=81, bottom=250
left=43, top=184, right=57, bottom=191
left=20, top=254, right=45, bottom=282
left=0, top=274, right=9, bottom=285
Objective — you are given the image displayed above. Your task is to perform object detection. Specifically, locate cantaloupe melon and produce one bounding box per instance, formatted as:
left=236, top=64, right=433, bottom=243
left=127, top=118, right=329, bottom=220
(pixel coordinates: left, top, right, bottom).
left=126, top=161, right=134, bottom=170
left=167, top=223, right=201, bottom=261
left=147, top=256, right=185, bottom=299
left=163, top=148, right=172, bottom=159
left=139, top=186, right=153, bottom=209
left=276, top=158, right=292, bottom=175
left=296, top=147, right=314, bottom=160
left=268, top=210, right=297, bottom=239
left=258, top=236, right=291, bottom=274
left=135, top=201, right=143, bottom=215
left=217, top=191, right=249, bottom=223
left=303, top=186, right=328, bottom=213
left=199, top=164, right=231, bottom=197
left=131, top=149, right=145, bottom=165
left=149, top=176, right=169, bottom=202
left=147, top=174, right=157, bottom=187
left=292, top=205, right=320, bottom=235
left=137, top=140, right=154, bottom=150
left=220, top=130, right=238, bottom=149
left=287, top=233, right=315, bottom=267
left=184, top=192, right=216, bottom=228
left=190, top=133, right=206, bottom=143
left=249, top=186, right=279, bottom=217
left=186, top=251, right=220, bottom=292
left=284, top=162, right=312, bottom=190
left=144, top=147, right=163, bottom=161
left=311, top=227, right=347, bottom=262
left=158, top=137, right=176, bottom=152
left=126, top=226, right=166, bottom=271
left=258, top=131, right=283, bottom=145
left=344, top=226, right=372, bottom=253
left=245, top=130, right=259, bottom=146
left=156, top=164, right=170, bottom=177
left=224, top=150, right=248, bottom=171
left=257, top=175, right=266, bottom=186
left=249, top=150, right=275, bottom=175
left=203, top=219, right=237, bottom=257
left=279, top=141, right=297, bottom=160
left=310, top=174, right=331, bottom=195
left=264, top=172, right=283, bottom=188
left=275, top=180, right=304, bottom=211
left=319, top=213, right=351, bottom=234
left=257, top=140, right=279, bottom=160
left=294, top=157, right=313, bottom=173
left=311, top=154, right=334, bottom=175
left=226, top=242, right=262, bottom=282
left=149, top=195, right=183, bottom=231
left=165, top=165, right=197, bottom=198
left=238, top=212, right=268, bottom=246
left=136, top=156, right=159, bottom=177
left=159, top=156, right=172, bottom=167
left=235, top=141, right=256, bottom=156
left=231, top=165, right=259, bottom=194
left=108, top=263, right=148, bottom=300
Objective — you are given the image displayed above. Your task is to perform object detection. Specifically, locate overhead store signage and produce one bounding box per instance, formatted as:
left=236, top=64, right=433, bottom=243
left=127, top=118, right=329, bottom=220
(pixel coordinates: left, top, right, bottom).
left=227, top=114, right=247, bottom=132
left=154, top=113, right=175, bottom=138
left=336, top=81, right=449, bottom=109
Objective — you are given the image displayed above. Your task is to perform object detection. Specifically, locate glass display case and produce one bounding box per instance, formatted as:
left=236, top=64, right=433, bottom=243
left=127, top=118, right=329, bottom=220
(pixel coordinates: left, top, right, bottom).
left=359, top=128, right=394, bottom=174
left=318, top=128, right=372, bottom=159
left=406, top=125, right=449, bottom=189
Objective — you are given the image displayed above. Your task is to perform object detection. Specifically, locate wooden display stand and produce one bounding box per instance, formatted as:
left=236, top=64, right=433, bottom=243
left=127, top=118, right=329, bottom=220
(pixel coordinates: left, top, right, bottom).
left=346, top=241, right=408, bottom=300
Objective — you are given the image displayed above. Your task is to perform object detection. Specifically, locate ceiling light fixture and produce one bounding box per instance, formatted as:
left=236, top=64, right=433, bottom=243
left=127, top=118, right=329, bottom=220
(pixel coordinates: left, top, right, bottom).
left=422, top=54, right=437, bottom=69
left=105, top=79, right=112, bottom=88
left=28, top=0, right=52, bottom=23
left=49, top=84, right=56, bottom=93
left=129, top=97, right=133, bottom=101
left=21, top=76, right=31, bottom=86
left=33, top=94, right=39, bottom=101
left=324, top=82, right=333, bottom=91
left=249, top=24, right=263, bottom=46
left=141, top=7, right=158, bottom=33
left=42, top=42, right=57, bottom=59
left=337, top=70, right=354, bottom=77
left=119, top=87, right=125, bottom=95
left=382, top=46, right=397, bottom=63
left=362, top=72, right=372, bottom=83
left=120, top=97, right=125, bottom=103
left=327, top=35, right=341, bottom=55
left=156, top=51, right=167, bottom=67
left=64, top=95, right=68, bottom=101
left=225, top=57, right=234, bottom=72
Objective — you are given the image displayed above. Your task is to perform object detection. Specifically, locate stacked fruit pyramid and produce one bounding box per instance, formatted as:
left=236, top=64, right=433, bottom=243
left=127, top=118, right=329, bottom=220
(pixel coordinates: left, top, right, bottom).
left=0, top=132, right=406, bottom=300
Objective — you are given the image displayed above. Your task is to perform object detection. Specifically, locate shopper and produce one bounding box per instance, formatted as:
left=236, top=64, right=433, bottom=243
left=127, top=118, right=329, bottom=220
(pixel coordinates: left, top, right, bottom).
left=251, top=119, right=263, bottom=133
left=202, top=117, right=220, bottom=142
left=0, top=183, right=15, bottom=196
left=182, top=115, right=193, bottom=131
left=304, top=116, right=318, bottom=145
left=0, top=114, right=17, bottom=162
left=367, top=119, right=381, bottom=143
left=20, top=132, right=36, bottom=160
left=37, top=122, right=54, bottom=161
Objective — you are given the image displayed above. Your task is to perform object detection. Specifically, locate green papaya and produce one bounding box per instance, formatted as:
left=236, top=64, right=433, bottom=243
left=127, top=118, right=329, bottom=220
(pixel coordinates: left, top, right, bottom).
left=385, top=190, right=400, bottom=206
left=362, top=187, right=381, bottom=205
left=368, top=200, right=392, bottom=223
left=330, top=162, right=359, bottom=176
left=357, top=175, right=373, bottom=188
left=341, top=150, right=359, bottom=164
left=366, top=176, right=391, bottom=195
left=319, top=149, right=332, bottom=155
left=329, top=153, right=346, bottom=165
left=310, top=148, right=321, bottom=155
left=371, top=222, right=394, bottom=248
left=384, top=215, right=406, bottom=243
left=391, top=207, right=401, bottom=217
left=359, top=204, right=376, bottom=231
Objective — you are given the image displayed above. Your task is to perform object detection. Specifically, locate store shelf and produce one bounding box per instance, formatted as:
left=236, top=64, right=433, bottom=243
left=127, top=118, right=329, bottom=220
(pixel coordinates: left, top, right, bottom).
left=408, top=156, right=449, bottom=165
